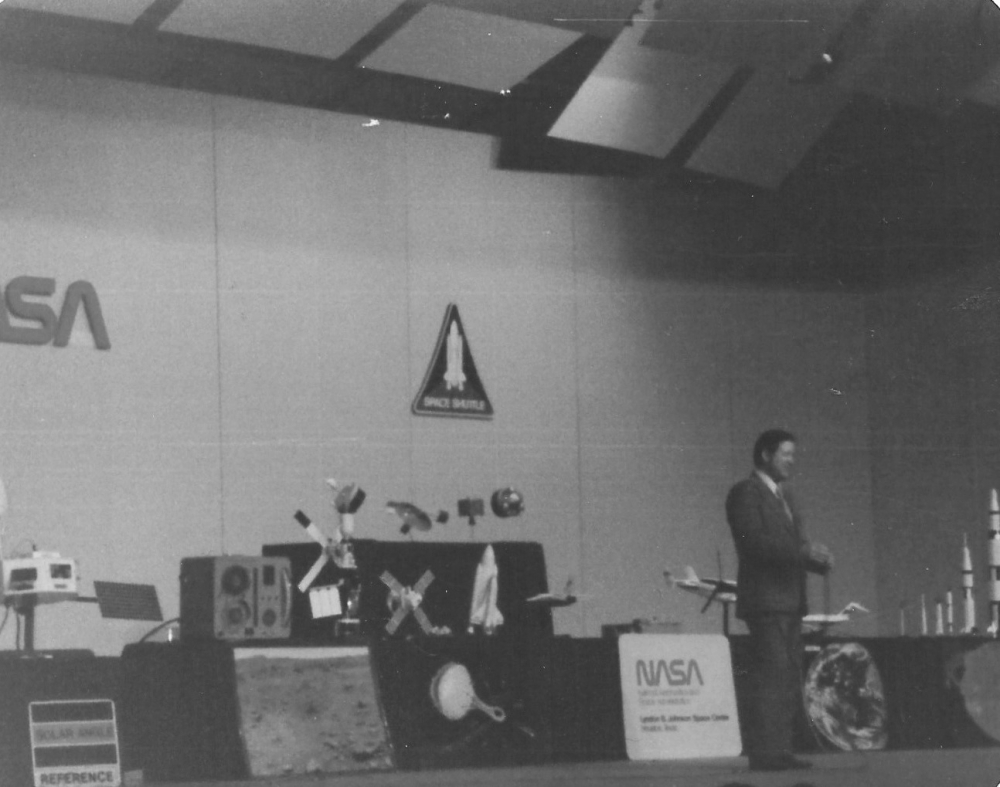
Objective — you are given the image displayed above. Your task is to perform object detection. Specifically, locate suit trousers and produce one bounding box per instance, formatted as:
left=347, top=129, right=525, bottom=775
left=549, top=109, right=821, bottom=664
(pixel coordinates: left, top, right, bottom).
left=742, top=612, right=804, bottom=759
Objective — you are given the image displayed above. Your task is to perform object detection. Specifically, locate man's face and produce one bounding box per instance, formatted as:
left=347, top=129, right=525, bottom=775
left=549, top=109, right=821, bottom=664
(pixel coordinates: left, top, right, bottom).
left=763, top=440, right=795, bottom=483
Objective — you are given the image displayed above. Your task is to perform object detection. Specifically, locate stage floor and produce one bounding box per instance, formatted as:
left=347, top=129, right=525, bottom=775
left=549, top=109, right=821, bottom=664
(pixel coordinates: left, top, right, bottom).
left=166, top=748, right=999, bottom=787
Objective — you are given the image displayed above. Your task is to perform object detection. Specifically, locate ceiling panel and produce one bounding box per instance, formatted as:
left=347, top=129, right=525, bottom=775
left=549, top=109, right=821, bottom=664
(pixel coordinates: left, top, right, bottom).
left=639, top=0, right=866, bottom=74
left=5, top=0, right=149, bottom=25
left=161, top=0, right=407, bottom=60
left=430, top=0, right=636, bottom=39
left=685, top=68, right=848, bottom=189
left=360, top=4, right=582, bottom=92
left=831, top=0, right=1000, bottom=110
left=548, top=16, right=734, bottom=158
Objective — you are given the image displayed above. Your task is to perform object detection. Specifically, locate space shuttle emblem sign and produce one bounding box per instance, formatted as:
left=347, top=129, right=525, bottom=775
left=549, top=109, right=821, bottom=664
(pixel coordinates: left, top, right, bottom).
left=412, top=304, right=493, bottom=419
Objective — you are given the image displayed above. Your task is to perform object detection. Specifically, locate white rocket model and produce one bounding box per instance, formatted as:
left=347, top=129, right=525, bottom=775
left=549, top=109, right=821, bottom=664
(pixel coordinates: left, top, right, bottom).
left=468, top=544, right=503, bottom=633
left=444, top=320, right=466, bottom=391
left=990, top=488, right=1000, bottom=637
left=920, top=594, right=928, bottom=636
left=934, top=598, right=944, bottom=636
left=963, top=533, right=977, bottom=633
left=946, top=589, right=954, bottom=635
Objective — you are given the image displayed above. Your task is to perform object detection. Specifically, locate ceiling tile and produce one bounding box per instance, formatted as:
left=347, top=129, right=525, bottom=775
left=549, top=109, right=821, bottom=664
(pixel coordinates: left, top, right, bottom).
left=160, top=0, right=407, bottom=60
left=685, top=68, right=848, bottom=189
left=639, top=0, right=865, bottom=74
left=360, top=4, right=582, bottom=92
left=430, top=0, right=637, bottom=39
left=548, top=17, right=733, bottom=158
left=832, top=0, right=1000, bottom=110
left=6, top=0, right=148, bottom=25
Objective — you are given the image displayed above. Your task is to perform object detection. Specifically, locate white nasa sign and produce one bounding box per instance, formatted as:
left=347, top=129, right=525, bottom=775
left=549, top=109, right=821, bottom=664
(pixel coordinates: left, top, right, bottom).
left=618, top=633, right=742, bottom=760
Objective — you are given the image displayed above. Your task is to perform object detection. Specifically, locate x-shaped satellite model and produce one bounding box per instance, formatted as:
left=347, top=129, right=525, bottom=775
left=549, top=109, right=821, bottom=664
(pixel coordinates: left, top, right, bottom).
left=381, top=569, right=435, bottom=635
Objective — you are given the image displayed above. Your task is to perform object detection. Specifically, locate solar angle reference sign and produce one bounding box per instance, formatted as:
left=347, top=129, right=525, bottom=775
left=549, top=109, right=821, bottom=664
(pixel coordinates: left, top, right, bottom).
left=412, top=303, right=493, bottom=419
left=30, top=699, right=121, bottom=787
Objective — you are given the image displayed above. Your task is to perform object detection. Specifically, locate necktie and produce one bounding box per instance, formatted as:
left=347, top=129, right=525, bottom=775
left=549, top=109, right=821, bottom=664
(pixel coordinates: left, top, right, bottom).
left=775, top=485, right=793, bottom=522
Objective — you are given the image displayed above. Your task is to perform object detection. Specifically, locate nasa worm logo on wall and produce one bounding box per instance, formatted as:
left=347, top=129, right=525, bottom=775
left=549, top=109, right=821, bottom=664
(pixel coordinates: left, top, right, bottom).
left=412, top=304, right=492, bottom=419
left=0, top=276, right=110, bottom=350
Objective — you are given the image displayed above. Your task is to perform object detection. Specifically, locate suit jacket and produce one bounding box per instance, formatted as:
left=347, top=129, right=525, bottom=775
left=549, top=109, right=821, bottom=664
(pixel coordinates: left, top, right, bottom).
left=725, top=473, right=826, bottom=620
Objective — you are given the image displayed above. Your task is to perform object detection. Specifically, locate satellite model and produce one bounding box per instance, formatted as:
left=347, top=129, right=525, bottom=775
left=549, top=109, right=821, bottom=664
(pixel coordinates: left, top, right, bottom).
left=293, top=479, right=366, bottom=624
left=1, top=475, right=78, bottom=607
left=386, top=500, right=448, bottom=536
left=0, top=475, right=161, bottom=650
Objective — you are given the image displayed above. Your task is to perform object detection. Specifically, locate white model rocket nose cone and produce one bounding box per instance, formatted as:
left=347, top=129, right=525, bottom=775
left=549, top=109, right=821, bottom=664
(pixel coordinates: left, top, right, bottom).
left=992, top=487, right=999, bottom=512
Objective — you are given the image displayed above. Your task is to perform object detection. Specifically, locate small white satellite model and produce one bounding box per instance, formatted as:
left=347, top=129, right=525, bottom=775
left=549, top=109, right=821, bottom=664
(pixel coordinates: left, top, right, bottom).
left=2, top=552, right=79, bottom=605
left=0, top=475, right=162, bottom=650
left=0, top=477, right=79, bottom=606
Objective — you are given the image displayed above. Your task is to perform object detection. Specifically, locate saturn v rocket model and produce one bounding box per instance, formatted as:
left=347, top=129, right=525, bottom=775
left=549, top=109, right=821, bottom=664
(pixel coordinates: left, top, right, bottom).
left=989, top=489, right=1000, bottom=636
left=963, top=533, right=977, bottom=633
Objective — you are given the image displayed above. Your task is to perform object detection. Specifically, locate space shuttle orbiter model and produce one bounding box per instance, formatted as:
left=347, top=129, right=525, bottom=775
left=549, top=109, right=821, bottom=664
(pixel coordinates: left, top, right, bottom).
left=443, top=320, right=466, bottom=391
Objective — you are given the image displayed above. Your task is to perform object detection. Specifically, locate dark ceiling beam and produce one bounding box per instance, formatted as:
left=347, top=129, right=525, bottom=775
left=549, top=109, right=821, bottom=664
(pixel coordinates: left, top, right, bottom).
left=663, top=65, right=755, bottom=169
left=336, top=0, right=427, bottom=66
left=133, top=0, right=185, bottom=31
left=0, top=5, right=571, bottom=140
left=0, top=7, right=358, bottom=111
left=335, top=69, right=504, bottom=133
left=445, top=33, right=611, bottom=143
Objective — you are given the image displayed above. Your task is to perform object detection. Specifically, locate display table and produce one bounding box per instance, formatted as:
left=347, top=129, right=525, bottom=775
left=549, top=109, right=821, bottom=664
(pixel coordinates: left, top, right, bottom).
left=728, top=635, right=999, bottom=753
left=1, top=634, right=997, bottom=784
left=368, top=635, right=626, bottom=769
left=263, top=539, right=554, bottom=640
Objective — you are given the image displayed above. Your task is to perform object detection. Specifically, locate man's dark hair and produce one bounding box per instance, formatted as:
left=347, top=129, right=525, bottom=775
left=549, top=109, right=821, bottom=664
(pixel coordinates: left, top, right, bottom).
left=753, top=428, right=796, bottom=468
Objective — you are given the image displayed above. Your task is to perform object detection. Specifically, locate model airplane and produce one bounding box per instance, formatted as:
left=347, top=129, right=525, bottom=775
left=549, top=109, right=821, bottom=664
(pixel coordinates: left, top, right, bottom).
left=526, top=577, right=578, bottom=608
left=665, top=565, right=869, bottom=633
left=664, top=566, right=737, bottom=613
left=802, top=602, right=870, bottom=633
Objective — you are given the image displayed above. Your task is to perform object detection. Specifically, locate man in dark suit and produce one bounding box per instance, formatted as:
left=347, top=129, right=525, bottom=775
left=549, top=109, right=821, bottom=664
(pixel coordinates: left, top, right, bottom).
left=726, top=428, right=833, bottom=772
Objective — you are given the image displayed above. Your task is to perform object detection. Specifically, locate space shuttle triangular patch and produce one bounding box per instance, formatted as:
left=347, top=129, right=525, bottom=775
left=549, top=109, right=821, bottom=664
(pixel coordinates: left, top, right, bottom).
left=412, top=304, right=493, bottom=419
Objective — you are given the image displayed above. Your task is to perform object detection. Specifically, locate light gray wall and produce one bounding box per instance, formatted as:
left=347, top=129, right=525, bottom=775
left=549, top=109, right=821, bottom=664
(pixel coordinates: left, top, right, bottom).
left=0, top=63, right=876, bottom=653
left=867, top=248, right=1000, bottom=635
